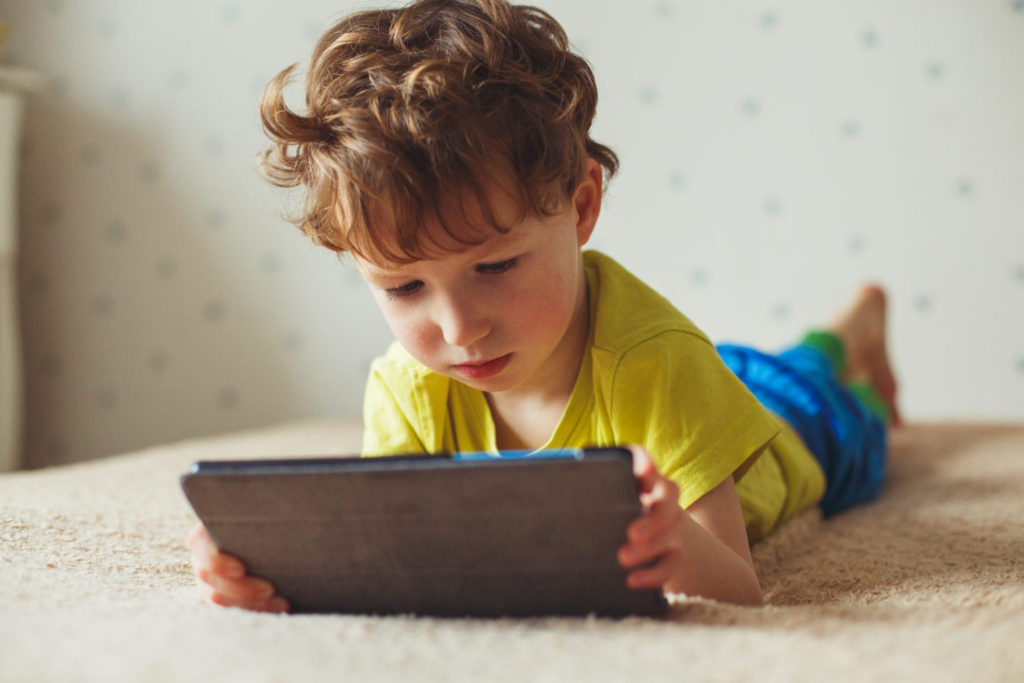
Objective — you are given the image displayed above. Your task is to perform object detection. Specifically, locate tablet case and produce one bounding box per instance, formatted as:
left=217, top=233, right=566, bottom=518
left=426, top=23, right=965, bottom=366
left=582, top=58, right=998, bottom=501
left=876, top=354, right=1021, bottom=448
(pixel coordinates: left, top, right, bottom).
left=180, top=447, right=666, bottom=618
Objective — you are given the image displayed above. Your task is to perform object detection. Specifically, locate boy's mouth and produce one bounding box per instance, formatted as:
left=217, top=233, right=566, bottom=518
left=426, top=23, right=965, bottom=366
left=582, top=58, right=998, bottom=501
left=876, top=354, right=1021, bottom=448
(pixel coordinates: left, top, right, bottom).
left=452, top=354, right=512, bottom=380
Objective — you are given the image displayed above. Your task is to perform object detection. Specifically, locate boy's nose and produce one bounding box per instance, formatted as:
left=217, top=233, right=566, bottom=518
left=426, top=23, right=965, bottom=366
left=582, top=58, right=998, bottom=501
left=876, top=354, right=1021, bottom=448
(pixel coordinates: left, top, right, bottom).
left=438, top=294, right=491, bottom=348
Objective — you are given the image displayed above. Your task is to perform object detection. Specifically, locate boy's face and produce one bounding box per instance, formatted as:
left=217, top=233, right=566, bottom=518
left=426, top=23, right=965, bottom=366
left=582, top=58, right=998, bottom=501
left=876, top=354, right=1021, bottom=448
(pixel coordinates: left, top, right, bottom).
left=355, top=166, right=600, bottom=401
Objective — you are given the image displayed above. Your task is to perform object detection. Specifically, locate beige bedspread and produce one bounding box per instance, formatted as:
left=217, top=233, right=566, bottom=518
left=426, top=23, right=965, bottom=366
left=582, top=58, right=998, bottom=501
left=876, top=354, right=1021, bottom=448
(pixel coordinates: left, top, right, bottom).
left=2, top=421, right=1023, bottom=682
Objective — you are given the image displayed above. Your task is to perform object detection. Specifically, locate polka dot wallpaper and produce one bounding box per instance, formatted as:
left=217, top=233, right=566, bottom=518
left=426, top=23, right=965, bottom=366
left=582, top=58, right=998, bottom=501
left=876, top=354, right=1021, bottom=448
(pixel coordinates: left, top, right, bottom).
left=3, top=0, right=1022, bottom=467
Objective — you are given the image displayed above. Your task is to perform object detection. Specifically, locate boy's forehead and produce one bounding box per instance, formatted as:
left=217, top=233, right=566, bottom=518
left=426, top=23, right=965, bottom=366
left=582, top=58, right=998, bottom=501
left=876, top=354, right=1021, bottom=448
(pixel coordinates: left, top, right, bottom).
left=354, top=174, right=534, bottom=266
left=356, top=220, right=524, bottom=274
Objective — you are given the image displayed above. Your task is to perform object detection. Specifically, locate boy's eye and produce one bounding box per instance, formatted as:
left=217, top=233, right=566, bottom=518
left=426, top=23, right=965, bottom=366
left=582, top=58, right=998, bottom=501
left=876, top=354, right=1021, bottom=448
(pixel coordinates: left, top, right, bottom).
left=476, top=258, right=518, bottom=275
left=384, top=280, right=423, bottom=300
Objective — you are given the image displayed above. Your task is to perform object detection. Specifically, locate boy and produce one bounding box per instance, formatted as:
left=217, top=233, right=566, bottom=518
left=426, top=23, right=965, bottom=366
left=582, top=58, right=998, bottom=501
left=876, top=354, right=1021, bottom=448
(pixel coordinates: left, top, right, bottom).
left=189, top=0, right=899, bottom=613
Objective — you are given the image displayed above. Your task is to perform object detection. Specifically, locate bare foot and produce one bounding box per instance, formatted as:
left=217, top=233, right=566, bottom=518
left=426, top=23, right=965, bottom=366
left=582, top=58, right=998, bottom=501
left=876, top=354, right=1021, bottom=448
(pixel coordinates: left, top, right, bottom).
left=829, top=285, right=902, bottom=426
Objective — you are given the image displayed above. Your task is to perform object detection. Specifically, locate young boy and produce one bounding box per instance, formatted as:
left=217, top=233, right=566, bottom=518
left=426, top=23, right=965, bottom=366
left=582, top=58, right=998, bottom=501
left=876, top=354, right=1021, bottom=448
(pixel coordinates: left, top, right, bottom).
left=188, top=0, right=899, bottom=613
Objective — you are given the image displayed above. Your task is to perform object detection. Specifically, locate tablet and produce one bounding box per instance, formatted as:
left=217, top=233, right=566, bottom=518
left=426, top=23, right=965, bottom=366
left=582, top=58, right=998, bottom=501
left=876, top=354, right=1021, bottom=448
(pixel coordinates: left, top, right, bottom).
left=180, top=447, right=666, bottom=617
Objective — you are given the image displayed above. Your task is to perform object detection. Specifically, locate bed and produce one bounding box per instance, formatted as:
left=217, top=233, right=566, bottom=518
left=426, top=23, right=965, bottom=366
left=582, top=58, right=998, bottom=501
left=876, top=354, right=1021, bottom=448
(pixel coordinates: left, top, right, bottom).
left=2, top=420, right=1022, bottom=682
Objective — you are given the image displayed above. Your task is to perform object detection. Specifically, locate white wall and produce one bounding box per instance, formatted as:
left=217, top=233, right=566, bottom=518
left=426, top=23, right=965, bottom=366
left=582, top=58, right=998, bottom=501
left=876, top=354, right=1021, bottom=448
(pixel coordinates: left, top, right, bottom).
left=3, top=0, right=1022, bottom=467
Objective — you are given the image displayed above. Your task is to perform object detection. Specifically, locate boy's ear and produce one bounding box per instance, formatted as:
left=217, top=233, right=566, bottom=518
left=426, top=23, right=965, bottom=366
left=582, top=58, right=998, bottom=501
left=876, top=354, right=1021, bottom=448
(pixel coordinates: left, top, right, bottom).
left=572, top=158, right=603, bottom=247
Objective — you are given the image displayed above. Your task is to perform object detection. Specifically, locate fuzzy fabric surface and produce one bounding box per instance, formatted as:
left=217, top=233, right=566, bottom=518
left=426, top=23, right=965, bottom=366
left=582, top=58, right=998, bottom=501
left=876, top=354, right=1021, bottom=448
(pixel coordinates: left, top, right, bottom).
left=2, top=421, right=1022, bottom=682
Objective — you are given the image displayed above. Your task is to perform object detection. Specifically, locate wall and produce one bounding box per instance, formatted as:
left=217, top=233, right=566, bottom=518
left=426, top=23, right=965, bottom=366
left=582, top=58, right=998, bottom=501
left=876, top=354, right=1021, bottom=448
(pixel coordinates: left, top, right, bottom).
left=3, top=0, right=1022, bottom=467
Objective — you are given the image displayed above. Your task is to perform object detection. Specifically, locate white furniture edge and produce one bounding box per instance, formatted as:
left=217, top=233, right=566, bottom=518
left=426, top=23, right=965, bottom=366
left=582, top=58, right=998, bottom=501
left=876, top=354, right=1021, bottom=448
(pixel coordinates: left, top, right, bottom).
left=0, top=66, right=45, bottom=93
left=0, top=67, right=40, bottom=471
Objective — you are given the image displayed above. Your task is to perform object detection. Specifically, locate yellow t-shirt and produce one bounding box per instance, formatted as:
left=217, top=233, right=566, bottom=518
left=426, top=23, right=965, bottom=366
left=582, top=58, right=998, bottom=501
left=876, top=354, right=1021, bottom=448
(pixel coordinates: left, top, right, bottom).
left=362, top=250, right=825, bottom=541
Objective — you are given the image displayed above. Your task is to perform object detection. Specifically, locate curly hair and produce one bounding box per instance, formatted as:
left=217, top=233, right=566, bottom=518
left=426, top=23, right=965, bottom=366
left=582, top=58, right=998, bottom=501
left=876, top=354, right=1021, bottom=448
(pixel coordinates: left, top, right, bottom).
left=259, top=0, right=618, bottom=264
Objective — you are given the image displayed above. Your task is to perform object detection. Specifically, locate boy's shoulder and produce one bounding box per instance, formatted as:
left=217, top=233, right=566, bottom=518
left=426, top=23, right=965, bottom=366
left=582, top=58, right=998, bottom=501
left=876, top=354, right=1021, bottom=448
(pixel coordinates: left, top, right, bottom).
left=583, top=250, right=713, bottom=356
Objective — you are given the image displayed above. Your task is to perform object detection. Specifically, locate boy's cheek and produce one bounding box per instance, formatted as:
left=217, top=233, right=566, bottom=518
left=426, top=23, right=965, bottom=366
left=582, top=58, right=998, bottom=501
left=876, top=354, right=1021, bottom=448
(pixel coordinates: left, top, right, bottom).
left=393, top=325, right=442, bottom=368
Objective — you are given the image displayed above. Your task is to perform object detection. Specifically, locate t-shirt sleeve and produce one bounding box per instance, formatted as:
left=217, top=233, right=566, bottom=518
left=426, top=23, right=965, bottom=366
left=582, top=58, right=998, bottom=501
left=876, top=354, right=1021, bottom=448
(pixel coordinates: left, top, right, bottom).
left=608, top=330, right=780, bottom=509
left=361, top=358, right=428, bottom=456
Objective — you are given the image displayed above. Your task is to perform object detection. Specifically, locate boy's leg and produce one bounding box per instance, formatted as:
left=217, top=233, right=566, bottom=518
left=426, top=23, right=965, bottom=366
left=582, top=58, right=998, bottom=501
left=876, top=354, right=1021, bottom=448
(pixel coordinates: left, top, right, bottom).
left=717, top=285, right=899, bottom=517
left=775, top=285, right=899, bottom=424
left=795, top=331, right=891, bottom=422
left=826, top=284, right=900, bottom=425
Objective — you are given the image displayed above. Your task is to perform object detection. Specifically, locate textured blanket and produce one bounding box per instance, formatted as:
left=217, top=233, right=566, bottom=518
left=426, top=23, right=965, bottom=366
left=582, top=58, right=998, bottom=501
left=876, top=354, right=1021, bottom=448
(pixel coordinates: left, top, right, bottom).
left=2, top=421, right=1022, bottom=682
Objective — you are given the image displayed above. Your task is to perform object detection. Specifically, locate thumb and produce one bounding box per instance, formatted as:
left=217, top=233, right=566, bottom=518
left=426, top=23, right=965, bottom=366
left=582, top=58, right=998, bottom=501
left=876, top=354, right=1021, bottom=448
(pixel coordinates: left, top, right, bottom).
left=628, top=445, right=659, bottom=493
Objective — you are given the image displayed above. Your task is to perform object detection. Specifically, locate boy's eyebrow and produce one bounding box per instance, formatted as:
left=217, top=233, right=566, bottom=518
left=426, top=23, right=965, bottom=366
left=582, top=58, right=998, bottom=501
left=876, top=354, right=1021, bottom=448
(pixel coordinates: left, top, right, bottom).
left=359, top=229, right=528, bottom=278
left=355, top=257, right=408, bottom=279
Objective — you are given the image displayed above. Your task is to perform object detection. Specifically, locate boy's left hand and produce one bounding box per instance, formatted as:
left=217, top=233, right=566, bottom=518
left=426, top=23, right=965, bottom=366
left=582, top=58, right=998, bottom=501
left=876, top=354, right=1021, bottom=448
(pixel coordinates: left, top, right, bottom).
left=616, top=445, right=764, bottom=604
left=617, top=445, right=693, bottom=593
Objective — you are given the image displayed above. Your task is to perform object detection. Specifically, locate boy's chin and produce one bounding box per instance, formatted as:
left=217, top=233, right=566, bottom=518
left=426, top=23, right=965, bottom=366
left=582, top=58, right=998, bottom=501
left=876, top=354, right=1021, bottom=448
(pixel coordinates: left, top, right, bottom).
left=450, top=373, right=518, bottom=393
left=447, top=368, right=522, bottom=394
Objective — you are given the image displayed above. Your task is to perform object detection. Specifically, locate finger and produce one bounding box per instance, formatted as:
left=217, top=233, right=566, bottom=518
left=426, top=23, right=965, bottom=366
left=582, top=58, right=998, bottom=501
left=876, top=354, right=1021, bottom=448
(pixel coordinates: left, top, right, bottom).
left=188, top=525, right=246, bottom=579
left=619, top=525, right=681, bottom=568
left=202, top=570, right=278, bottom=604
left=207, top=551, right=246, bottom=580
left=628, top=445, right=660, bottom=495
left=620, top=504, right=686, bottom=569
left=622, top=473, right=683, bottom=566
left=253, top=597, right=291, bottom=614
left=200, top=581, right=290, bottom=613
left=638, top=475, right=680, bottom=511
left=626, top=559, right=675, bottom=591
left=200, top=574, right=281, bottom=609
left=628, top=491, right=682, bottom=544
left=211, top=593, right=289, bottom=614
left=186, top=522, right=205, bottom=549
left=619, top=528, right=682, bottom=570
left=218, top=592, right=290, bottom=614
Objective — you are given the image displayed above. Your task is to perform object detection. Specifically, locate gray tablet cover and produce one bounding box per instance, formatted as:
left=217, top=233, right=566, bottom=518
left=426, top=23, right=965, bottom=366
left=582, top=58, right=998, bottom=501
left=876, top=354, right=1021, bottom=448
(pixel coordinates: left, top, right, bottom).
left=180, top=448, right=667, bottom=617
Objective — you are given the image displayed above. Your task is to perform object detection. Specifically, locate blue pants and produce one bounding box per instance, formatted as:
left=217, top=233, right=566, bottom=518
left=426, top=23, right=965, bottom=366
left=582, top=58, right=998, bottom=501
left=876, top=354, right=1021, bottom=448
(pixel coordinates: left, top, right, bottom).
left=717, top=341, right=888, bottom=516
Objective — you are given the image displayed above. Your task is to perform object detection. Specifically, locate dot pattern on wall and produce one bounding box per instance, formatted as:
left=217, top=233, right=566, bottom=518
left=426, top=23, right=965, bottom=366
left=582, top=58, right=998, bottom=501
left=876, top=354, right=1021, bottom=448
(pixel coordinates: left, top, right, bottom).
left=5, top=0, right=1024, bottom=468
left=596, top=0, right=1023, bottom=423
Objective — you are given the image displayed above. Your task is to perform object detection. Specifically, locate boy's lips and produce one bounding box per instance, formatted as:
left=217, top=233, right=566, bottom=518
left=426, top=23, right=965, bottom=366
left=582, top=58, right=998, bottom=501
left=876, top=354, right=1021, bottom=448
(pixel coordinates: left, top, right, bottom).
left=452, top=353, right=512, bottom=380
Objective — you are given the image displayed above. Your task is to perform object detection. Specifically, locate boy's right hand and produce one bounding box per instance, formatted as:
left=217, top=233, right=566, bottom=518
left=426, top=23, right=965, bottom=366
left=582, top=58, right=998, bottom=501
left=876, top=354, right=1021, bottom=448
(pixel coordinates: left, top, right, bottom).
left=187, top=522, right=290, bottom=613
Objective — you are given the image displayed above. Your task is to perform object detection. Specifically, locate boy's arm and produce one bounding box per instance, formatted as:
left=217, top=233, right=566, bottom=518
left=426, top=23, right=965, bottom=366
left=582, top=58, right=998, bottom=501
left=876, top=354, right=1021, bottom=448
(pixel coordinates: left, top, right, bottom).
left=618, top=446, right=763, bottom=606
